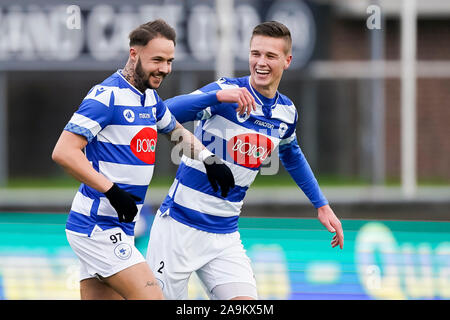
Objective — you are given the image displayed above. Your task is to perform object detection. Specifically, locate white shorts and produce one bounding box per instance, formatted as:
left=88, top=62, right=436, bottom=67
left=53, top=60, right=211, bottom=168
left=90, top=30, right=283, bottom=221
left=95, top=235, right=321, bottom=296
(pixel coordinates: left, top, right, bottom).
left=146, top=213, right=258, bottom=300
left=66, top=226, right=146, bottom=281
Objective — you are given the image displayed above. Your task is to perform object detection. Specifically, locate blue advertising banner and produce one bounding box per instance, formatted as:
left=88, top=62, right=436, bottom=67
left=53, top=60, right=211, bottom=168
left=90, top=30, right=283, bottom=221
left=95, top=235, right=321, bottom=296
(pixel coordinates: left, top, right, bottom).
left=0, top=212, right=449, bottom=300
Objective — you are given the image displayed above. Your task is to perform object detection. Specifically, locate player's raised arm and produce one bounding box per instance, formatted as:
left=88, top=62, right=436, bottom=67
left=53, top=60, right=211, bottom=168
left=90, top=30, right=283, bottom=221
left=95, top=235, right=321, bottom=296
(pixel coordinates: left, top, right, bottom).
left=164, top=91, right=218, bottom=124
left=164, top=121, right=235, bottom=197
left=216, top=87, right=256, bottom=115
left=165, top=86, right=256, bottom=124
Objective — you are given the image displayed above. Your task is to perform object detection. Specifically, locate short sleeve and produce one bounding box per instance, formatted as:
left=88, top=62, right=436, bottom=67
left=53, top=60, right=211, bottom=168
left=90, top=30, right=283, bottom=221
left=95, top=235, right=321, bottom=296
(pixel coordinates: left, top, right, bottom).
left=155, top=99, right=176, bottom=133
left=64, top=85, right=114, bottom=142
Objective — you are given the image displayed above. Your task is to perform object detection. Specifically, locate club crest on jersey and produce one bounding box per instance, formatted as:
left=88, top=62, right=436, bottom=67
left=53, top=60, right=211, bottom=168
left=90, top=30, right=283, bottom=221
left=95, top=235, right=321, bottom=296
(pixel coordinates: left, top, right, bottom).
left=278, top=123, right=288, bottom=138
left=130, top=127, right=157, bottom=164
left=123, top=109, right=135, bottom=123
left=227, top=133, right=273, bottom=168
left=236, top=111, right=251, bottom=123
left=114, top=243, right=132, bottom=260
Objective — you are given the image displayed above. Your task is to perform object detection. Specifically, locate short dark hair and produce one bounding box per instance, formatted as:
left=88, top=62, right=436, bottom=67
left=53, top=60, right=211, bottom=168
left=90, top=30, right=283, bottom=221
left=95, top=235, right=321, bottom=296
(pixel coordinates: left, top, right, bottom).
left=129, top=19, right=176, bottom=47
left=251, top=21, right=292, bottom=53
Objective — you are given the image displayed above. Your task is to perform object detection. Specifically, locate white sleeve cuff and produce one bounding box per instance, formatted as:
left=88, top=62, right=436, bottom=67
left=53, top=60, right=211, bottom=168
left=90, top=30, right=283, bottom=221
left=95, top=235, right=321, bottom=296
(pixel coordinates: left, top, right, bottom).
left=198, top=148, right=214, bottom=162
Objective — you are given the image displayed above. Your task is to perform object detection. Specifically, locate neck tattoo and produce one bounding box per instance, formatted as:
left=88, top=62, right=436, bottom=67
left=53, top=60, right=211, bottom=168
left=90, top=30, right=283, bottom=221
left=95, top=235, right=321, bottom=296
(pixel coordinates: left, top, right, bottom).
left=122, top=62, right=135, bottom=85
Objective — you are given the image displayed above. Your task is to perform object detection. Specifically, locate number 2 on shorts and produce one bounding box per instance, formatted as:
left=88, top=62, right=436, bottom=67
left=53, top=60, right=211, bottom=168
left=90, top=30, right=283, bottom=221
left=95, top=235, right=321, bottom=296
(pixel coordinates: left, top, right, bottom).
left=157, top=261, right=164, bottom=273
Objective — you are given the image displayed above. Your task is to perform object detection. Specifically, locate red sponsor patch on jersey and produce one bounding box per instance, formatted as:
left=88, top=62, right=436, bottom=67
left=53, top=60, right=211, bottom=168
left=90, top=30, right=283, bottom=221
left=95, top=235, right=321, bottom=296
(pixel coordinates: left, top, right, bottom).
left=130, top=127, right=157, bottom=164
left=227, top=133, right=273, bottom=168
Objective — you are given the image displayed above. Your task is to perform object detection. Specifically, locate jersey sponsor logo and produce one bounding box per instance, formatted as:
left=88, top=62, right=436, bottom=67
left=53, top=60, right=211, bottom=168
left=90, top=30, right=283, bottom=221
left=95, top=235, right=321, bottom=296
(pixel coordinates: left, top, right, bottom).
left=114, top=243, right=132, bottom=260
left=278, top=122, right=288, bottom=138
left=227, top=133, right=273, bottom=168
left=130, top=127, right=157, bottom=164
left=123, top=109, right=135, bottom=123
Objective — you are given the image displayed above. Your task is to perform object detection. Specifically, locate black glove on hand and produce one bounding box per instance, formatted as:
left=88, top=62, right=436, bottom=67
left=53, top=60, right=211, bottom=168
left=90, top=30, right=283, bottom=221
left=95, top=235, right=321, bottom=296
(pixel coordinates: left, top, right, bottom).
left=203, top=155, right=235, bottom=197
left=104, top=183, right=142, bottom=223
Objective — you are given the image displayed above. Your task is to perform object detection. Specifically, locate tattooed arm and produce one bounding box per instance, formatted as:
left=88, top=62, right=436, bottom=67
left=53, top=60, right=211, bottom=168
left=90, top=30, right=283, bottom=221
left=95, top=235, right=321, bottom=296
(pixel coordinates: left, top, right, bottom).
left=164, top=121, right=235, bottom=197
left=165, top=121, right=211, bottom=161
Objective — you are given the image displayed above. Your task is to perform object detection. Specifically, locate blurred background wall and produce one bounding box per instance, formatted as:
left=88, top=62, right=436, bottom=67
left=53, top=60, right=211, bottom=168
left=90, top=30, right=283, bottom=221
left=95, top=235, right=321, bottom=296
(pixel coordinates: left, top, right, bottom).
left=1, top=0, right=449, bottom=188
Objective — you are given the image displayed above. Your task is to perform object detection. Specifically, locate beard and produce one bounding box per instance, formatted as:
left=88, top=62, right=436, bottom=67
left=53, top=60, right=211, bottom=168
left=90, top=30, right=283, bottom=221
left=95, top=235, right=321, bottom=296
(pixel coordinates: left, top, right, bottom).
left=134, top=58, right=166, bottom=92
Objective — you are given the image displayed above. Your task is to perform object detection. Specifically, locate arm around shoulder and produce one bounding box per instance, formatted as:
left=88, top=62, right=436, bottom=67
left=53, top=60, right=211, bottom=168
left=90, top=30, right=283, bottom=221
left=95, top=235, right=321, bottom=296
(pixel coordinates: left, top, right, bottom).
left=165, top=90, right=220, bottom=123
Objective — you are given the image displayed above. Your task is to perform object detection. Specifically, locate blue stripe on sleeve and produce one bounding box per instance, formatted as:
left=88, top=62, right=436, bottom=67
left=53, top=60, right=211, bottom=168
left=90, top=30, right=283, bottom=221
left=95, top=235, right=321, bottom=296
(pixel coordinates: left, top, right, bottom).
left=279, top=138, right=329, bottom=208
left=64, top=123, right=94, bottom=142
left=157, top=113, right=176, bottom=134
left=154, top=99, right=167, bottom=122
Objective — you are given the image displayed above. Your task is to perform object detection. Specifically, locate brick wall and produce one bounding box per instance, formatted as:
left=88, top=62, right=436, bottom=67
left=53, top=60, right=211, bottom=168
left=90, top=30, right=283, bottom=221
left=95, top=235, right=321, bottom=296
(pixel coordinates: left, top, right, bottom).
left=329, top=17, right=450, bottom=181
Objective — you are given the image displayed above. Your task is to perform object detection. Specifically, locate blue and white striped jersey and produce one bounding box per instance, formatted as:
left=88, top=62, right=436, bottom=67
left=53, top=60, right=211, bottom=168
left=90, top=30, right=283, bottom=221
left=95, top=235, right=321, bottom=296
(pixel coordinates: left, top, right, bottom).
left=159, top=76, right=328, bottom=234
left=64, top=70, right=176, bottom=236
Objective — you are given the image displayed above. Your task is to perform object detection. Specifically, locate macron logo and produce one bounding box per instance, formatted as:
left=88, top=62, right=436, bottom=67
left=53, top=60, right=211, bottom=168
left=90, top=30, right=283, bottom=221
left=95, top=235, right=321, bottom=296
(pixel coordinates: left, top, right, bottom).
left=254, top=120, right=274, bottom=129
left=95, top=87, right=106, bottom=96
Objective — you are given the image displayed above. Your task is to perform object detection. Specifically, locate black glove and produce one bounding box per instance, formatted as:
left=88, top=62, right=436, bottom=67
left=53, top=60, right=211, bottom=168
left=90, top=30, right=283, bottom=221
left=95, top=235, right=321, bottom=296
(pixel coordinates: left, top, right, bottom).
left=203, top=155, right=235, bottom=197
left=104, top=183, right=142, bottom=223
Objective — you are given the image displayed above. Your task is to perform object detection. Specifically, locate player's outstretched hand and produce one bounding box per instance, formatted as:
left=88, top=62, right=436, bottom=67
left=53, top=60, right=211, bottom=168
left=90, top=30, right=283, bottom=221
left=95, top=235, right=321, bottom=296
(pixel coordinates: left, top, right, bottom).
left=104, top=183, right=142, bottom=223
left=203, top=155, right=235, bottom=198
left=317, top=205, right=344, bottom=249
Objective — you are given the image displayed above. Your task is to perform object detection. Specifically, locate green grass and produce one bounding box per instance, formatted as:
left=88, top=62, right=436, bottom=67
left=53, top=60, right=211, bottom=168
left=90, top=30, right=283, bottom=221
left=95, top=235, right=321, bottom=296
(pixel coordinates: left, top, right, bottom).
left=4, top=176, right=174, bottom=189
left=4, top=174, right=448, bottom=189
left=6, top=176, right=80, bottom=189
left=251, top=174, right=370, bottom=187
